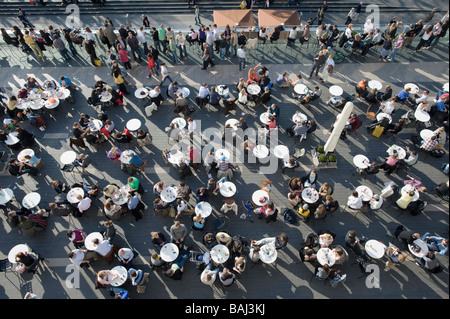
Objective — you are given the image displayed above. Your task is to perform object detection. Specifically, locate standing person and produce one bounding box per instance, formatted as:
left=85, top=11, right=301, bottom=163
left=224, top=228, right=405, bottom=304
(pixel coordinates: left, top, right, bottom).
left=309, top=50, right=326, bottom=79
left=118, top=44, right=132, bottom=70
left=137, top=27, right=148, bottom=56
left=321, top=54, right=334, bottom=83
left=84, top=39, right=99, bottom=66
left=18, top=8, right=35, bottom=28
left=194, top=5, right=201, bottom=26
left=388, top=34, right=405, bottom=62
left=127, top=32, right=142, bottom=62
left=345, top=8, right=357, bottom=25
left=149, top=46, right=160, bottom=76
left=176, top=31, right=188, bottom=60
left=103, top=22, right=118, bottom=52
left=142, top=15, right=150, bottom=28
left=151, top=27, right=160, bottom=51
left=201, top=43, right=214, bottom=70
left=23, top=30, right=45, bottom=61
left=168, top=36, right=180, bottom=64
left=159, top=62, right=173, bottom=87
left=237, top=44, right=246, bottom=71
left=379, top=37, right=393, bottom=62
left=205, top=27, right=215, bottom=58
left=146, top=53, right=157, bottom=78
left=230, top=30, right=238, bottom=58
left=63, top=29, right=78, bottom=57
left=414, top=25, right=433, bottom=52
left=112, top=67, right=130, bottom=95
left=53, top=35, right=71, bottom=62
left=218, top=32, right=227, bottom=60
left=158, top=25, right=167, bottom=54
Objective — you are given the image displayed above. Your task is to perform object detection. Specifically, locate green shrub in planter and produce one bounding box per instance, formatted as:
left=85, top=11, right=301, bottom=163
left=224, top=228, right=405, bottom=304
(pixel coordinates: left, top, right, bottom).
left=318, top=154, right=327, bottom=162
left=317, top=145, right=325, bottom=153
left=328, top=154, right=337, bottom=162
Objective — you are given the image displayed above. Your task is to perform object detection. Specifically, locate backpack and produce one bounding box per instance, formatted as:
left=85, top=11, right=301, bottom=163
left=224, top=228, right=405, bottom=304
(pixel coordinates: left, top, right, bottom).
left=283, top=208, right=298, bottom=225
left=357, top=254, right=372, bottom=273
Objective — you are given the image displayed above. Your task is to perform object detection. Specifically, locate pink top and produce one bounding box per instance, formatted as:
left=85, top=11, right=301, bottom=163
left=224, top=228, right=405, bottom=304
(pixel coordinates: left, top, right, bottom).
left=386, top=156, right=398, bottom=166
left=119, top=49, right=129, bottom=63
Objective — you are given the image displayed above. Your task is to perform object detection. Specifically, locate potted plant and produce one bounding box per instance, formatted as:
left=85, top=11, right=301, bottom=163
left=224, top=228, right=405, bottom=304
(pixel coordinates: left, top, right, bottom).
left=327, top=152, right=337, bottom=167
left=316, top=145, right=325, bottom=154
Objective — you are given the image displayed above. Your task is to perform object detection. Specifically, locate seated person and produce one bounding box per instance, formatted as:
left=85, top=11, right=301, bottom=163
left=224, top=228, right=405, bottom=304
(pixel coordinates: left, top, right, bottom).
left=385, top=245, right=405, bottom=270
left=347, top=191, right=363, bottom=210
left=355, top=80, right=368, bottom=98
left=301, top=169, right=318, bottom=189
left=195, top=187, right=209, bottom=203
left=420, top=232, right=449, bottom=256
left=297, top=203, right=311, bottom=222
left=287, top=120, right=308, bottom=137
left=300, top=87, right=322, bottom=104
left=276, top=73, right=289, bottom=88
left=115, top=131, right=132, bottom=144
left=369, top=194, right=383, bottom=210
left=8, top=158, right=40, bottom=177
left=223, top=96, right=237, bottom=116
left=377, top=85, right=393, bottom=102
left=364, top=88, right=379, bottom=104
left=394, top=87, right=411, bottom=102
left=270, top=27, right=280, bottom=43
left=85, top=128, right=106, bottom=144
left=16, top=127, right=35, bottom=148
left=128, top=153, right=144, bottom=168
left=73, top=153, right=91, bottom=168
left=174, top=92, right=188, bottom=115
left=192, top=213, right=206, bottom=230
left=396, top=190, right=415, bottom=209
left=323, top=195, right=338, bottom=212
left=378, top=99, right=396, bottom=115
left=266, top=103, right=279, bottom=118
left=288, top=177, right=304, bottom=195
left=299, top=246, right=317, bottom=263
left=380, top=153, right=399, bottom=175
left=259, top=75, right=272, bottom=91
left=107, top=147, right=122, bottom=162
left=150, top=86, right=164, bottom=107
left=208, top=86, right=221, bottom=106
left=282, top=157, right=299, bottom=174
left=415, top=252, right=442, bottom=273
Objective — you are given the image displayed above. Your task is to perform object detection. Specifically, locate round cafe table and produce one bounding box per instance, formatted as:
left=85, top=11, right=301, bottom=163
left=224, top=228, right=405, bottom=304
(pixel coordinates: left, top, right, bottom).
left=171, top=117, right=186, bottom=129
left=54, top=88, right=71, bottom=100
left=84, top=232, right=103, bottom=251
left=160, top=186, right=177, bottom=203
left=18, top=148, right=35, bottom=162
left=160, top=243, right=179, bottom=262
left=404, top=83, right=419, bottom=93
left=112, top=185, right=131, bottom=205
left=252, top=190, right=269, bottom=206
left=8, top=244, right=30, bottom=263
left=329, top=85, right=343, bottom=97
left=167, top=149, right=184, bottom=165
left=119, top=150, right=136, bottom=164
left=253, top=144, right=269, bottom=159
left=292, top=112, right=307, bottom=123
left=353, top=154, right=370, bottom=169
left=215, top=149, right=231, bottom=162
left=100, top=91, right=112, bottom=102
left=60, top=150, right=77, bottom=165
left=126, top=118, right=142, bottom=133
left=259, top=112, right=271, bottom=124
left=22, top=192, right=41, bottom=209
left=364, top=240, right=386, bottom=259
left=409, top=239, right=429, bottom=258
left=44, top=98, right=60, bottom=109
left=88, top=119, right=103, bottom=132
left=273, top=145, right=289, bottom=159
left=110, top=266, right=128, bottom=287
left=420, top=129, right=435, bottom=140
left=217, top=85, right=229, bottom=96
left=386, top=145, right=406, bottom=160
left=67, top=187, right=84, bottom=204
left=368, top=80, right=383, bottom=91
left=317, top=247, right=335, bottom=266
left=195, top=201, right=212, bottom=218
left=301, top=187, right=319, bottom=204
left=247, top=84, right=261, bottom=95
left=219, top=181, right=236, bottom=197
left=376, top=112, right=392, bottom=123
left=0, top=188, right=14, bottom=205
left=225, top=118, right=239, bottom=131
left=29, top=100, right=45, bottom=111
left=135, top=87, right=149, bottom=99
left=5, top=132, right=20, bottom=146
left=356, top=185, right=373, bottom=202
left=177, top=87, right=190, bottom=98
left=414, top=109, right=430, bottom=122
left=210, top=244, right=230, bottom=264
left=294, top=84, right=308, bottom=95
left=259, top=244, right=278, bottom=264
left=401, top=185, right=420, bottom=202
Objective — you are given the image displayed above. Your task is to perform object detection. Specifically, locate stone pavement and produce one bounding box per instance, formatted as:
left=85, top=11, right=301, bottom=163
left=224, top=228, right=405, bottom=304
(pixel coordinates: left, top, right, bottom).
left=0, top=28, right=448, bottom=301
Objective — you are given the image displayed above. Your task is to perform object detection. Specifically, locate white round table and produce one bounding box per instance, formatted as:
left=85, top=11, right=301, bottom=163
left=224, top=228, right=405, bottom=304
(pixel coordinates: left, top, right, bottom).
left=414, top=109, right=430, bottom=122
left=44, top=98, right=60, bottom=109
left=225, top=118, right=239, bottom=131
left=409, top=239, right=429, bottom=258
left=259, top=244, right=277, bottom=264
left=365, top=240, right=386, bottom=259
left=259, top=112, right=271, bottom=124
left=100, top=92, right=112, bottom=102
left=219, top=181, right=236, bottom=197
left=252, top=190, right=270, bottom=206
left=420, top=129, right=435, bottom=140
left=84, top=232, right=103, bottom=251
left=160, top=243, right=179, bottom=262
left=22, top=192, right=41, bottom=209
left=17, top=149, right=35, bottom=162
left=112, top=185, right=131, bottom=205
left=353, top=154, right=370, bottom=169
left=54, top=88, right=71, bottom=100
left=292, top=112, right=307, bottom=123
left=253, top=145, right=269, bottom=159
left=167, top=150, right=184, bottom=165
left=210, top=244, right=230, bottom=264
left=126, top=118, right=141, bottom=132
left=110, top=266, right=128, bottom=287
left=368, top=80, right=383, bottom=91
left=317, top=248, right=335, bottom=266
left=29, top=100, right=45, bottom=110
left=119, top=150, right=136, bottom=164
left=60, top=151, right=77, bottom=165
left=5, top=132, right=20, bottom=146
left=195, top=201, right=212, bottom=218
left=386, top=145, right=406, bottom=160
left=273, top=145, right=289, bottom=159
left=88, top=119, right=103, bottom=132
left=160, top=187, right=177, bottom=203
left=67, top=187, right=85, bottom=204
left=301, top=187, right=319, bottom=204
left=215, top=149, right=231, bottom=162
left=177, top=87, right=190, bottom=98
left=329, top=85, right=343, bottom=96
left=8, top=244, right=30, bottom=263
left=294, top=84, right=308, bottom=95
left=404, top=83, right=419, bottom=93
left=217, top=85, right=229, bottom=96
left=135, top=87, right=149, bottom=99
left=0, top=188, right=14, bottom=205
left=247, top=84, right=261, bottom=95
left=401, top=185, right=420, bottom=202
left=356, top=185, right=373, bottom=202
left=443, top=83, right=449, bottom=92
left=376, top=112, right=392, bottom=123
left=171, top=117, right=186, bottom=129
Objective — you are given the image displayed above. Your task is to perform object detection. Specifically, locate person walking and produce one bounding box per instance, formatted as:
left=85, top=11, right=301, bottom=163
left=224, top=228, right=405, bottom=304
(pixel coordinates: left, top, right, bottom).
left=53, top=35, right=71, bottom=62
left=18, top=8, right=35, bottom=28
left=194, top=5, right=202, bottom=26
left=201, top=43, right=214, bottom=70
left=309, top=50, right=326, bottom=79
left=23, top=30, right=45, bottom=61
left=237, top=44, right=246, bottom=71
left=159, top=62, right=173, bottom=86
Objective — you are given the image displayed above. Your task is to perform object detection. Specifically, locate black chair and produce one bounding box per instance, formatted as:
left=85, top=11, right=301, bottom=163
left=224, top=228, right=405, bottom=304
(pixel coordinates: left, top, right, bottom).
left=310, top=265, right=329, bottom=285
left=0, top=258, right=12, bottom=275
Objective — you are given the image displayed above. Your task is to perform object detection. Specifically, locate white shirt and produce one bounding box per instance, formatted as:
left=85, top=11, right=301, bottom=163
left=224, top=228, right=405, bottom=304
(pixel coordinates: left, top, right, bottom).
left=201, top=268, right=218, bottom=286
left=382, top=101, right=395, bottom=114
left=198, top=86, right=210, bottom=98
left=369, top=197, right=383, bottom=210
left=212, top=28, right=220, bottom=41
left=118, top=248, right=134, bottom=262
left=177, top=201, right=188, bottom=214
left=70, top=249, right=85, bottom=265
left=176, top=34, right=186, bottom=46
left=237, top=48, right=246, bottom=59
left=288, top=29, right=298, bottom=39
left=372, top=32, right=382, bottom=43
left=188, top=121, right=196, bottom=133
left=161, top=65, right=169, bottom=79
left=347, top=195, right=363, bottom=209
left=94, top=239, right=112, bottom=256
left=77, top=197, right=92, bottom=213
left=137, top=30, right=147, bottom=43
left=415, top=94, right=428, bottom=104
left=86, top=32, right=95, bottom=42
left=206, top=31, right=214, bottom=45
left=238, top=92, right=248, bottom=104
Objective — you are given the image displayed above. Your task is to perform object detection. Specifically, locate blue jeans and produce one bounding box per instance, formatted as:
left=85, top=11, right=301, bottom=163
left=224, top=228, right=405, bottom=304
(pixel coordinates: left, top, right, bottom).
left=208, top=43, right=215, bottom=57
left=195, top=14, right=201, bottom=25
left=178, top=45, right=187, bottom=58
left=60, top=48, right=71, bottom=61
left=173, top=247, right=191, bottom=268
left=239, top=57, right=246, bottom=70
left=154, top=59, right=160, bottom=76
left=389, top=48, right=400, bottom=61
left=205, top=263, right=220, bottom=274
left=171, top=50, right=180, bottom=64
left=159, top=75, right=173, bottom=87
left=231, top=45, right=237, bottom=57
left=219, top=47, right=226, bottom=59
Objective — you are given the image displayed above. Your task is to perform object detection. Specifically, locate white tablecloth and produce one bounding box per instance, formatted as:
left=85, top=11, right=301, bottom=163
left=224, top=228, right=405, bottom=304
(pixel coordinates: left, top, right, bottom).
left=160, top=243, right=179, bottom=262
left=365, top=240, right=386, bottom=259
